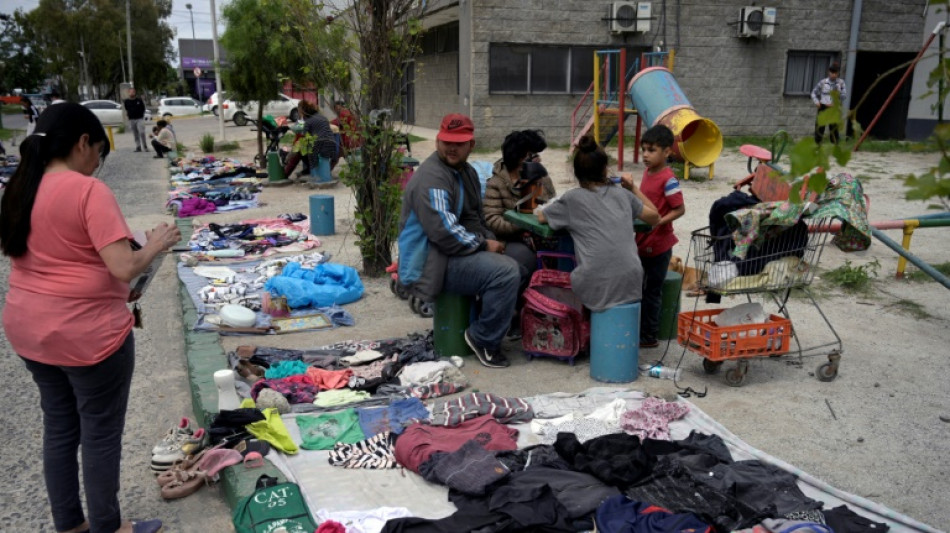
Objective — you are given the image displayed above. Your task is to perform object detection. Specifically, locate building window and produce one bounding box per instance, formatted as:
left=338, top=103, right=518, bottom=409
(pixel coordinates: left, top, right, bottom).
left=419, top=22, right=459, bottom=56
left=490, top=44, right=647, bottom=95
left=785, top=51, right=839, bottom=96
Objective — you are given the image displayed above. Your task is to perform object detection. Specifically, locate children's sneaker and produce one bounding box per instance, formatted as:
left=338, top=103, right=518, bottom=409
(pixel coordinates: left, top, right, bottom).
left=151, top=417, right=194, bottom=456
left=151, top=428, right=206, bottom=472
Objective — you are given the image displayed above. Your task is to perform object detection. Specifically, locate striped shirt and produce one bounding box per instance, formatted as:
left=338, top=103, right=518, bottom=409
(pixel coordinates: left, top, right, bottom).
left=811, top=77, right=847, bottom=107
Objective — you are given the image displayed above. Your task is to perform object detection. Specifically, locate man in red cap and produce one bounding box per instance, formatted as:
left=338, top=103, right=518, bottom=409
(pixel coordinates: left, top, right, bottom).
left=397, top=113, right=519, bottom=368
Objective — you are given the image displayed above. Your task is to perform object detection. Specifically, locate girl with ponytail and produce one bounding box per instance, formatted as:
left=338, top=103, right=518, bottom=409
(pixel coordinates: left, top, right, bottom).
left=536, top=135, right=660, bottom=312
left=0, top=102, right=176, bottom=533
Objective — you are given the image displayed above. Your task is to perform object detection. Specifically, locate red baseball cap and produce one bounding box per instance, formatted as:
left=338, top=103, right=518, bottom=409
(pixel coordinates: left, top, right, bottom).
left=437, top=113, right=475, bottom=142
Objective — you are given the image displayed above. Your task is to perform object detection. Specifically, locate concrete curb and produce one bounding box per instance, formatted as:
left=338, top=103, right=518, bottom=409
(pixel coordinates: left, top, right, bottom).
left=173, top=208, right=286, bottom=514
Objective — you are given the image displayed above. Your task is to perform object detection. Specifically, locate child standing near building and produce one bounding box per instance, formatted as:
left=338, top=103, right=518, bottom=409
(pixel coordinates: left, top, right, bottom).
left=537, top=135, right=660, bottom=312
left=636, top=125, right=685, bottom=348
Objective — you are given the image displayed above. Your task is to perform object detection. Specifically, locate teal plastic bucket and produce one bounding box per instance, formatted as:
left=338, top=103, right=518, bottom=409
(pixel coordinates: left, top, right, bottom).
left=309, top=155, right=333, bottom=184
left=308, top=194, right=335, bottom=235
left=589, top=302, right=640, bottom=383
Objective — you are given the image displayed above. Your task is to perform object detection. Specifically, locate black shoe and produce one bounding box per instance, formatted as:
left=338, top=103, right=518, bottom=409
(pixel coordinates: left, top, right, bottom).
left=640, top=337, right=659, bottom=349
left=135, top=147, right=142, bottom=152
left=505, top=324, right=522, bottom=341
left=464, top=329, right=510, bottom=368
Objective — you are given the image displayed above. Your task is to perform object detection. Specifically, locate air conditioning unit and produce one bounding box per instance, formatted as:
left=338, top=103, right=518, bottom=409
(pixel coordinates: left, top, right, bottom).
left=737, top=6, right=776, bottom=38
left=611, top=2, right=651, bottom=34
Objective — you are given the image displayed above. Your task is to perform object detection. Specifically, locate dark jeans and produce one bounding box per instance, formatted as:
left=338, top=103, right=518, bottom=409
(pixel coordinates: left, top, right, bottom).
left=151, top=138, right=172, bottom=156
left=21, top=332, right=136, bottom=533
left=443, top=251, right=520, bottom=351
left=814, top=104, right=839, bottom=144
left=640, top=249, right=673, bottom=341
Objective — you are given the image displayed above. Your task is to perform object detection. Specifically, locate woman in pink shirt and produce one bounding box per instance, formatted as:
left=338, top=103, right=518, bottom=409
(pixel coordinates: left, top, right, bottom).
left=0, top=103, right=180, bottom=533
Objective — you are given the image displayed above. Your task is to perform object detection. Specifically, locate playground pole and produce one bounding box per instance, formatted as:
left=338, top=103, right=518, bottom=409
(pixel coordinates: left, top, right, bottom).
left=854, top=21, right=946, bottom=151
left=618, top=49, right=626, bottom=171
left=593, top=53, right=601, bottom=144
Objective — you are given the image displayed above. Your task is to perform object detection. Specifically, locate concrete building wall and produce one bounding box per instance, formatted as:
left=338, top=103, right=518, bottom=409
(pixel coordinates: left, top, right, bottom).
left=414, top=52, right=462, bottom=127
left=908, top=6, right=949, bottom=140
left=414, top=0, right=928, bottom=146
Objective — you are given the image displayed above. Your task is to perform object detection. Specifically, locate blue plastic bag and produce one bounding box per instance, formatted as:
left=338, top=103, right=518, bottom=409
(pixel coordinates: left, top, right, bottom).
left=264, top=262, right=364, bottom=309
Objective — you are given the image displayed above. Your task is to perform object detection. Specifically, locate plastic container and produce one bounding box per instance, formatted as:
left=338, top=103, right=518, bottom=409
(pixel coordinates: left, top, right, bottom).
left=639, top=363, right=682, bottom=381
left=433, top=292, right=473, bottom=358
left=590, top=302, right=640, bottom=383
left=657, top=270, right=682, bottom=340
left=308, top=194, right=335, bottom=236
left=677, top=308, right=791, bottom=361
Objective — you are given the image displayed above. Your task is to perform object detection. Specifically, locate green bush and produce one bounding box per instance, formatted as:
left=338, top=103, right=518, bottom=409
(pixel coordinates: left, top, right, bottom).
left=199, top=133, right=215, bottom=153
left=175, top=142, right=186, bottom=154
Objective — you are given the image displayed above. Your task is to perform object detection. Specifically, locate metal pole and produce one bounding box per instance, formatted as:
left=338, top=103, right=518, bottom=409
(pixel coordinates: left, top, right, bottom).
left=855, top=21, right=946, bottom=150
left=187, top=3, right=196, bottom=100
left=126, top=0, right=133, bottom=86
left=842, top=0, right=861, bottom=120
left=210, top=0, right=225, bottom=140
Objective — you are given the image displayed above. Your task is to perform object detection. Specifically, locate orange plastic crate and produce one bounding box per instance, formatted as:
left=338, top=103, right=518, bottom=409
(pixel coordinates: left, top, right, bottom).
left=677, top=309, right=792, bottom=361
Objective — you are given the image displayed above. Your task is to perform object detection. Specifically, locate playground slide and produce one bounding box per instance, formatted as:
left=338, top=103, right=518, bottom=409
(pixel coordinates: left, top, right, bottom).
left=628, top=67, right=722, bottom=168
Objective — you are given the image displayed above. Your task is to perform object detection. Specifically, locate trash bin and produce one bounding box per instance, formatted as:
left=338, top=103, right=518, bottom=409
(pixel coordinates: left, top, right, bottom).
left=590, top=302, right=640, bottom=383
left=433, top=292, right=473, bottom=358
left=308, top=194, right=335, bottom=236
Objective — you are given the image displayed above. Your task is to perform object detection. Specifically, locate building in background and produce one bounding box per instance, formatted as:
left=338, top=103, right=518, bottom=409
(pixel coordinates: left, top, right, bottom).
left=178, top=38, right=228, bottom=102
left=411, top=0, right=941, bottom=146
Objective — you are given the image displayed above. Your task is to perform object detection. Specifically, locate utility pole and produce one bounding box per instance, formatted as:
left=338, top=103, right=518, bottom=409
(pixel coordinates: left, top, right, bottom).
left=126, top=0, right=133, bottom=86
left=79, top=36, right=91, bottom=100
left=187, top=3, right=197, bottom=99
left=210, top=0, right=225, bottom=140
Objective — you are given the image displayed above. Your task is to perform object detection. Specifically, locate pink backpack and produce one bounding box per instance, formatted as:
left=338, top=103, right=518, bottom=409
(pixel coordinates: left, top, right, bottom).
left=521, top=258, right=590, bottom=365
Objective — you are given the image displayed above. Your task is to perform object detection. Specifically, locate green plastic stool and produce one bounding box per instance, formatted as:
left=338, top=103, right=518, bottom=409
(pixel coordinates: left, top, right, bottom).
left=267, top=151, right=286, bottom=182
left=658, top=270, right=683, bottom=340
left=433, top=293, right=473, bottom=358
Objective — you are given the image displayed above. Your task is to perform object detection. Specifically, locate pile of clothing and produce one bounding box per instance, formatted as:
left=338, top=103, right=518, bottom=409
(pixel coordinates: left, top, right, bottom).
left=184, top=215, right=317, bottom=258
left=169, top=155, right=259, bottom=184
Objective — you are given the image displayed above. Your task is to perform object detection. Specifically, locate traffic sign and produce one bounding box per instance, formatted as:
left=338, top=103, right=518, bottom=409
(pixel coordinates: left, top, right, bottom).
left=193, top=67, right=202, bottom=78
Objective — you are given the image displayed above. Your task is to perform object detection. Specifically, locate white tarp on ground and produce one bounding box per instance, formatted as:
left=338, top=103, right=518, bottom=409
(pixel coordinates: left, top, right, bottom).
left=267, top=387, right=939, bottom=533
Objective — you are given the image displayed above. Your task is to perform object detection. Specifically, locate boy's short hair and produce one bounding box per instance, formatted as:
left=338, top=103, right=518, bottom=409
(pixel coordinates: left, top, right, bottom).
left=157, top=119, right=168, bottom=128
left=828, top=62, right=840, bottom=74
left=641, top=125, right=674, bottom=149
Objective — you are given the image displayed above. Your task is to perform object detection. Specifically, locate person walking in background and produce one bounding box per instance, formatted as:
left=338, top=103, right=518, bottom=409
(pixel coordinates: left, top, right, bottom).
left=22, top=95, right=39, bottom=136
left=123, top=88, right=147, bottom=152
left=0, top=102, right=179, bottom=533
left=151, top=120, right=175, bottom=158
left=811, top=62, right=847, bottom=144
left=635, top=125, right=685, bottom=348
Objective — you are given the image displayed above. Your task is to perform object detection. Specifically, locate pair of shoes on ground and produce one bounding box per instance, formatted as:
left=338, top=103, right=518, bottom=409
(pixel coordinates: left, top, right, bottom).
left=150, top=418, right=206, bottom=473
left=157, top=445, right=246, bottom=500
left=464, top=328, right=510, bottom=369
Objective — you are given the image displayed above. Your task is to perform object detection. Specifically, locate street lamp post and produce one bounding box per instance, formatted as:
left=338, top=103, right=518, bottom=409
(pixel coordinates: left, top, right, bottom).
left=186, top=3, right=197, bottom=99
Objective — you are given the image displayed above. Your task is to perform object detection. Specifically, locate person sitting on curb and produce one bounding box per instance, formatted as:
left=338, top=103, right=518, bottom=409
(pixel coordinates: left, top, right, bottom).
left=397, top=113, right=520, bottom=369
left=151, top=120, right=174, bottom=158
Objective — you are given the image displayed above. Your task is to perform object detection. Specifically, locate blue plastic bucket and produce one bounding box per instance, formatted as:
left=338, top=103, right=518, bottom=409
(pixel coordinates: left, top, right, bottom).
left=308, top=194, right=335, bottom=236
left=589, top=302, right=640, bottom=383
left=309, top=155, right=333, bottom=184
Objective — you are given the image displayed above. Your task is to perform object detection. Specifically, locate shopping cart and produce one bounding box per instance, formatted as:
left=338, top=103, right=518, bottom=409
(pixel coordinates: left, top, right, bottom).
left=678, top=217, right=842, bottom=387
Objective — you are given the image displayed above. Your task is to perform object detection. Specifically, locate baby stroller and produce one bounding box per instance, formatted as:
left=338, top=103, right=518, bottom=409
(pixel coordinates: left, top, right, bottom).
left=247, top=115, right=290, bottom=168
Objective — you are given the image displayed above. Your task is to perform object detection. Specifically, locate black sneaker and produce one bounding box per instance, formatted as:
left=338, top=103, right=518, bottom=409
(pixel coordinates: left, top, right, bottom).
left=640, top=338, right=659, bottom=348
left=505, top=324, right=522, bottom=341
left=464, top=328, right=510, bottom=368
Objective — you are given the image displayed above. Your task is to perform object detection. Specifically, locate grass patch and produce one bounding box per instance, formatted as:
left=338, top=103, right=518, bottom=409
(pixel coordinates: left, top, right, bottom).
left=823, top=259, right=880, bottom=293
left=2, top=105, right=24, bottom=115
left=0, top=127, right=23, bottom=140
left=407, top=133, right=426, bottom=143
left=199, top=133, right=215, bottom=154
left=116, top=124, right=126, bottom=134
left=216, top=141, right=240, bottom=152
left=722, top=135, right=776, bottom=149
left=904, top=262, right=950, bottom=282
left=883, top=299, right=933, bottom=320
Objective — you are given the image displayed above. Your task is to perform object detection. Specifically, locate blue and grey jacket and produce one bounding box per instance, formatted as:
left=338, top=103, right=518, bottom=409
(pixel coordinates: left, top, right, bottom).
left=397, top=151, right=494, bottom=300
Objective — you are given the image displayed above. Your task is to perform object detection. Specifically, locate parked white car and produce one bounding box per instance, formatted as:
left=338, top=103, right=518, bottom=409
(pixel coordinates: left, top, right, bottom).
left=222, top=93, right=300, bottom=126
left=205, top=91, right=227, bottom=115
left=158, top=97, right=203, bottom=118
left=81, top=100, right=125, bottom=125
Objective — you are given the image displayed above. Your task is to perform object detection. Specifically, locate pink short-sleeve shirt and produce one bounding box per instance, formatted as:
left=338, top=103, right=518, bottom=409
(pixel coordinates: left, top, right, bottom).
left=3, top=170, right=134, bottom=366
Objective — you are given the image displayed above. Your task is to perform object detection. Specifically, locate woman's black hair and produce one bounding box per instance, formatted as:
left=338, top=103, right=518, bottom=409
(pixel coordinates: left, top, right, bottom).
left=0, top=102, right=110, bottom=257
left=501, top=129, right=547, bottom=172
left=573, top=135, right=610, bottom=187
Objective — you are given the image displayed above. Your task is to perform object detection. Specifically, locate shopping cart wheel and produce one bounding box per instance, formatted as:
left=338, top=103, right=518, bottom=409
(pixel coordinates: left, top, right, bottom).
left=702, top=359, right=724, bottom=374
left=393, top=281, right=410, bottom=300
left=724, top=360, right=748, bottom=387
left=417, top=300, right=434, bottom=318
left=816, top=362, right=838, bottom=382
left=409, top=296, right=422, bottom=314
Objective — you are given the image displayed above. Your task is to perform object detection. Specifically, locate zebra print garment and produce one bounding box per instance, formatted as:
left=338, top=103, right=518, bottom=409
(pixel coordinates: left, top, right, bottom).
left=328, top=431, right=398, bottom=469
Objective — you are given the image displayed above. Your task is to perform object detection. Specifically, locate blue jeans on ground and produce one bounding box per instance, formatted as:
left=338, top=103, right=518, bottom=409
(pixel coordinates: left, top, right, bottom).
left=21, top=332, right=135, bottom=533
left=443, top=251, right=520, bottom=351
left=640, top=249, right=673, bottom=341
